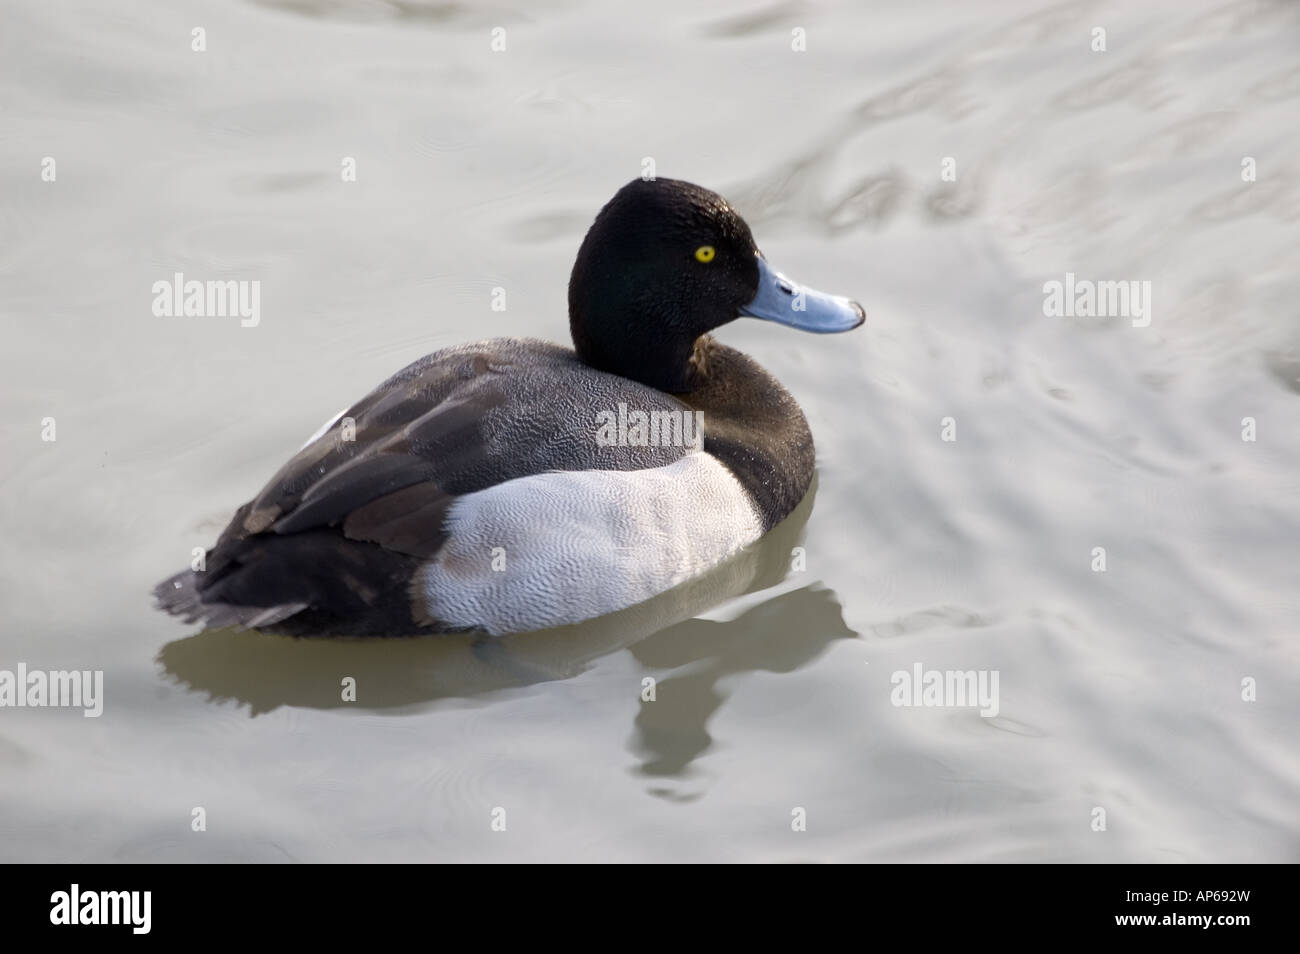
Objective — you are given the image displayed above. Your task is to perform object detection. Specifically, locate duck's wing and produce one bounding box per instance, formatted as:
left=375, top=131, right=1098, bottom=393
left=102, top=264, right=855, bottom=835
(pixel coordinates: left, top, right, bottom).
left=154, top=338, right=692, bottom=635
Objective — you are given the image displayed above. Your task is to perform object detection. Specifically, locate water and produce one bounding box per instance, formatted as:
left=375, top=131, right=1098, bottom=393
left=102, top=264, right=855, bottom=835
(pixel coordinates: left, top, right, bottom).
left=1, top=0, right=1297, bottom=862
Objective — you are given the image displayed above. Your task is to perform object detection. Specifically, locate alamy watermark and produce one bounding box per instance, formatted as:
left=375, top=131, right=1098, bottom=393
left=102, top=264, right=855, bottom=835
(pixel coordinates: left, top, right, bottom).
left=50, top=885, right=150, bottom=934
left=152, top=272, right=260, bottom=327
left=595, top=403, right=703, bottom=449
left=891, top=663, right=999, bottom=718
left=0, top=664, right=103, bottom=717
left=1043, top=272, right=1151, bottom=328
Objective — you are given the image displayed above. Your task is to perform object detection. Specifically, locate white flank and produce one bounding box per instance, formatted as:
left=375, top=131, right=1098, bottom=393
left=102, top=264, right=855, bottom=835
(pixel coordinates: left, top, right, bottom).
left=415, top=453, right=764, bottom=634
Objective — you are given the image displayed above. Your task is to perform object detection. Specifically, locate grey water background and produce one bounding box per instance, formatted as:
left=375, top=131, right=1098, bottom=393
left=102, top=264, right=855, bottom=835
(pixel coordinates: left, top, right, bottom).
left=1, top=0, right=1298, bottom=862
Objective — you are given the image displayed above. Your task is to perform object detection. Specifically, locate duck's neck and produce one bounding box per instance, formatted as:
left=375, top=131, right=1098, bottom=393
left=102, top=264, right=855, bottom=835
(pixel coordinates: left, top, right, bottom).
left=677, top=341, right=817, bottom=531
left=571, top=329, right=706, bottom=394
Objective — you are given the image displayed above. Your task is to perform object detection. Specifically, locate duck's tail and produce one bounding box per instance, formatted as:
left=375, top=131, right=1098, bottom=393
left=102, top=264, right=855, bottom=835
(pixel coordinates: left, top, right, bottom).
left=152, top=568, right=308, bottom=632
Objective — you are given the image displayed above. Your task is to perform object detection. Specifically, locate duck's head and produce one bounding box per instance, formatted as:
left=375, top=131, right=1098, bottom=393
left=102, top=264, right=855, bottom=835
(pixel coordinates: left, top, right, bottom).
left=568, top=177, right=864, bottom=393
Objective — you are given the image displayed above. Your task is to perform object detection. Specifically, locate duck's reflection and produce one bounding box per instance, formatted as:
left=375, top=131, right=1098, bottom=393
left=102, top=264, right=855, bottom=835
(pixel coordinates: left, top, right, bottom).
left=157, top=477, right=855, bottom=758
left=628, top=584, right=855, bottom=781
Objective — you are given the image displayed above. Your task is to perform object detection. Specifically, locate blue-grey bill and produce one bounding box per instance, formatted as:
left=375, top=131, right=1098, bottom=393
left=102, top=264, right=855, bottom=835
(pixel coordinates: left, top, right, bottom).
left=739, top=256, right=865, bottom=333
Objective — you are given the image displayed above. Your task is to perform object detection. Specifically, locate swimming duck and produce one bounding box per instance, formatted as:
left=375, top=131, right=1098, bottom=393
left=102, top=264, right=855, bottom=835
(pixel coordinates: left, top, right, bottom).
left=154, top=178, right=864, bottom=636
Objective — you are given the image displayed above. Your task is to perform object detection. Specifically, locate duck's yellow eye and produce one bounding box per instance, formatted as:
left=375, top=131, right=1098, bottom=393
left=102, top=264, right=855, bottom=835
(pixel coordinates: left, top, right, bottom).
left=694, top=245, right=716, bottom=263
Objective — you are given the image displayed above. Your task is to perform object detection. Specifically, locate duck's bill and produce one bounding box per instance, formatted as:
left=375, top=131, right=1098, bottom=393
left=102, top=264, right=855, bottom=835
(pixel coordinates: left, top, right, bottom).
left=739, top=256, right=865, bottom=333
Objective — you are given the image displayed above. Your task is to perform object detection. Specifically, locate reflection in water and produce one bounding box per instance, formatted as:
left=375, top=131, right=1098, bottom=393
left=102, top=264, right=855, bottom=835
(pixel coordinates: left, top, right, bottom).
left=629, top=585, right=855, bottom=782
left=158, top=476, right=834, bottom=715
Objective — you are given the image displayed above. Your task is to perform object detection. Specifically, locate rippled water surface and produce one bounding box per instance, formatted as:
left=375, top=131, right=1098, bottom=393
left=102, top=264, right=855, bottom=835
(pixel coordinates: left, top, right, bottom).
left=1, top=0, right=1298, bottom=862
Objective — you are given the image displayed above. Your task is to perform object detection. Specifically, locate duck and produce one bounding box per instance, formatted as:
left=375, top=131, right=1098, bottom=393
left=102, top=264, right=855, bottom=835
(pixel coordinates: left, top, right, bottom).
left=153, top=177, right=864, bottom=637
